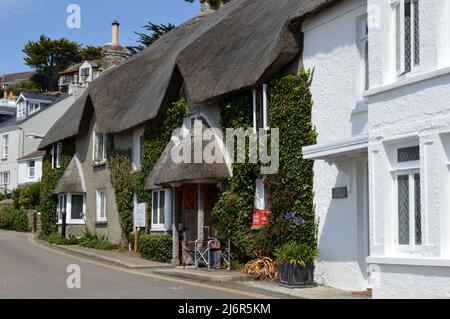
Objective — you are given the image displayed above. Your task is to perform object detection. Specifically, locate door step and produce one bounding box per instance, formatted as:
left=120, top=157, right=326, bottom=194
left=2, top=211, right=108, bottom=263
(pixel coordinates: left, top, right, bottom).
left=351, top=289, right=372, bottom=297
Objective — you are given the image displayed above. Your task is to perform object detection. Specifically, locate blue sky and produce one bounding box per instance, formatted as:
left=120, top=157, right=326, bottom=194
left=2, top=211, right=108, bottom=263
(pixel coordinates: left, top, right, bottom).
left=0, top=0, right=200, bottom=74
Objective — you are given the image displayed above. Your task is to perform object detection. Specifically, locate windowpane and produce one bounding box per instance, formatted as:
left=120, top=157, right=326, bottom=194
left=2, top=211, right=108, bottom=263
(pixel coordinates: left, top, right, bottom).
left=95, top=133, right=105, bottom=162
left=398, top=175, right=410, bottom=245
left=71, top=195, right=84, bottom=220
left=254, top=87, right=264, bottom=130
left=404, top=0, right=412, bottom=73
left=364, top=38, right=369, bottom=90
left=413, top=0, right=420, bottom=66
left=396, top=4, right=401, bottom=72
left=398, top=146, right=419, bottom=162
left=100, top=192, right=106, bottom=218
left=414, top=173, right=421, bottom=245
left=152, top=192, right=158, bottom=224
left=159, top=191, right=165, bottom=224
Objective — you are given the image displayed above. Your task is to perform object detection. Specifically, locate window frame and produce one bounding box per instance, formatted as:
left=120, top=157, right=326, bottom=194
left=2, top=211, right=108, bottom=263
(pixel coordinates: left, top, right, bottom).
left=96, top=189, right=107, bottom=223
left=27, top=160, right=35, bottom=180
left=151, top=189, right=170, bottom=231
left=132, top=129, right=145, bottom=171
left=51, top=143, right=62, bottom=170
left=93, top=132, right=106, bottom=164
left=358, top=14, right=369, bottom=92
left=2, top=134, right=8, bottom=160
left=57, top=193, right=86, bottom=225
left=394, top=169, right=421, bottom=252
left=253, top=84, right=269, bottom=132
left=0, top=171, right=10, bottom=190
left=393, top=0, right=420, bottom=76
left=28, top=101, right=40, bottom=114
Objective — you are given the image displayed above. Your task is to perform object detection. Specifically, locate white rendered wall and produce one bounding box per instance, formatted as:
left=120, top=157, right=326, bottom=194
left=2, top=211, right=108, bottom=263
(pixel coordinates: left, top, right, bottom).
left=17, top=158, right=42, bottom=185
left=367, top=0, right=450, bottom=299
left=302, top=0, right=369, bottom=291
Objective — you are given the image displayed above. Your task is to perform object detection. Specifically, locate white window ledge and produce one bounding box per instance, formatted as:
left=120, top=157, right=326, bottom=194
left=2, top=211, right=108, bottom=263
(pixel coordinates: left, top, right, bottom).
left=363, top=66, right=450, bottom=97
left=367, top=256, right=450, bottom=268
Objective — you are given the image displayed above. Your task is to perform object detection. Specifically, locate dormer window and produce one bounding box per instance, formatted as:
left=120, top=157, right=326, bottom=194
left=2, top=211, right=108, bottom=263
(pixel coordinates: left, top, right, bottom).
left=17, top=102, right=26, bottom=118
left=28, top=101, right=40, bottom=114
left=394, top=0, right=420, bottom=76
left=253, top=84, right=269, bottom=132
left=81, top=68, right=90, bottom=77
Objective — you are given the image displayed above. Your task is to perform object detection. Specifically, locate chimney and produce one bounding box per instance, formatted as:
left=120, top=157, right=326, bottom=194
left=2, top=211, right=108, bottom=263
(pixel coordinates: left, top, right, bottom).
left=112, top=20, right=119, bottom=46
left=101, top=20, right=130, bottom=70
left=3, top=90, right=7, bottom=100
left=200, top=0, right=228, bottom=14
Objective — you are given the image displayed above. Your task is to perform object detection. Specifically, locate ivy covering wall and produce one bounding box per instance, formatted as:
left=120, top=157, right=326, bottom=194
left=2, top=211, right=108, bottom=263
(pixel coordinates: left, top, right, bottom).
left=108, top=97, right=187, bottom=240
left=212, top=70, right=317, bottom=263
left=39, top=140, right=76, bottom=236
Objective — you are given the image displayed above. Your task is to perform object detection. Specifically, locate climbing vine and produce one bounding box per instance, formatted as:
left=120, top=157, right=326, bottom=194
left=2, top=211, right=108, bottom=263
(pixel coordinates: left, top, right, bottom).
left=108, top=97, right=187, bottom=239
left=212, top=70, right=318, bottom=263
left=39, top=140, right=76, bottom=236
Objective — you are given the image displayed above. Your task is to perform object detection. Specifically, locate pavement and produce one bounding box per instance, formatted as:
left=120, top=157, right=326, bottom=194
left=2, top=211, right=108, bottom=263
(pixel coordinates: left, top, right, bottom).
left=0, top=230, right=369, bottom=299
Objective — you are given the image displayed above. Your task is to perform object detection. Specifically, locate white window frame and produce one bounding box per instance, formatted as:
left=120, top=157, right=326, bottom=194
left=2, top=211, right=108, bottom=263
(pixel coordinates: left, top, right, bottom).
left=393, top=0, right=420, bottom=76
left=96, top=189, right=107, bottom=222
left=132, top=129, right=145, bottom=171
left=151, top=189, right=171, bottom=231
left=17, top=102, right=26, bottom=118
left=2, top=134, right=8, bottom=159
left=358, top=14, right=369, bottom=92
left=28, top=160, right=35, bottom=180
left=57, top=193, right=86, bottom=225
left=93, top=132, right=106, bottom=164
left=28, top=101, right=40, bottom=114
left=391, top=143, right=421, bottom=253
left=0, top=171, right=10, bottom=190
left=253, top=84, right=269, bottom=132
left=51, top=143, right=62, bottom=170
left=394, top=169, right=421, bottom=253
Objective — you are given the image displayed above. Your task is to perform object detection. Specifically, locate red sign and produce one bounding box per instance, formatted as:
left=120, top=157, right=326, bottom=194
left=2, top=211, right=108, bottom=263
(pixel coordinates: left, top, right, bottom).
left=252, top=209, right=270, bottom=229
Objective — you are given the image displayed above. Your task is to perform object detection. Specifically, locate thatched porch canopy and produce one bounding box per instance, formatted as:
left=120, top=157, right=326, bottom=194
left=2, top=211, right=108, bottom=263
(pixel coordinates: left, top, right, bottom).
left=144, top=133, right=231, bottom=190
left=54, top=157, right=86, bottom=195
left=39, top=0, right=338, bottom=149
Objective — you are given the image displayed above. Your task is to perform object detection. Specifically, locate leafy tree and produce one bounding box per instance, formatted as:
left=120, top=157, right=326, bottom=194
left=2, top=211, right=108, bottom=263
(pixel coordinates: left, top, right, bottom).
left=80, top=45, right=102, bottom=61
left=23, top=35, right=82, bottom=91
left=128, top=22, right=175, bottom=55
left=10, top=80, right=41, bottom=95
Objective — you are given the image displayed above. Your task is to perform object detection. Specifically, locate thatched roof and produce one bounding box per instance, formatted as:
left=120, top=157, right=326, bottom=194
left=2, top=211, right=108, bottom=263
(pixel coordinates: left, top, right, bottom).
left=40, top=0, right=338, bottom=148
left=39, top=90, right=91, bottom=149
left=54, top=156, right=86, bottom=194
left=145, top=129, right=231, bottom=190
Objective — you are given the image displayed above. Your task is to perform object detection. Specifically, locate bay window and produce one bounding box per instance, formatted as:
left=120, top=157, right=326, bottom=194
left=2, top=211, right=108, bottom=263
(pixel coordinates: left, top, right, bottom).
left=394, top=0, right=420, bottom=76
left=57, top=193, right=85, bottom=224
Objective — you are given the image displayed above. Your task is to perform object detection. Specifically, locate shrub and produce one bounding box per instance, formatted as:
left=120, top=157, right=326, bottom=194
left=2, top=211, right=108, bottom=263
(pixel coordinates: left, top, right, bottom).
left=138, top=234, right=172, bottom=263
left=46, top=232, right=79, bottom=245
left=78, top=230, right=119, bottom=251
left=13, top=182, right=41, bottom=210
left=0, top=207, right=30, bottom=232
left=274, top=242, right=318, bottom=267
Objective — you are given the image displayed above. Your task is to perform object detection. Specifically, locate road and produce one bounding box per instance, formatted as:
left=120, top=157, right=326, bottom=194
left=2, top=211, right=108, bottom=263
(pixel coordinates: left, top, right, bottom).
left=0, top=230, right=293, bottom=299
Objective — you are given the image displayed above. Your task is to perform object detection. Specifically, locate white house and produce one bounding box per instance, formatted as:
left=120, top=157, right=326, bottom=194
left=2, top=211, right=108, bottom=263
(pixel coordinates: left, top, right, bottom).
left=303, top=0, right=450, bottom=298
left=58, top=60, right=101, bottom=93
left=0, top=88, right=86, bottom=192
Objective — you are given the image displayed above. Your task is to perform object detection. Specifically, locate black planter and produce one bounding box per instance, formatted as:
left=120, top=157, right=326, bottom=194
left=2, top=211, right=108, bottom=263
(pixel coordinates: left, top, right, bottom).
left=279, top=262, right=315, bottom=289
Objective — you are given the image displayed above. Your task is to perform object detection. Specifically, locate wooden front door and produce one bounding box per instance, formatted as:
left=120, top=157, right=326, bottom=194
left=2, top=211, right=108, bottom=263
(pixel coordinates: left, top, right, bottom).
left=182, top=184, right=198, bottom=242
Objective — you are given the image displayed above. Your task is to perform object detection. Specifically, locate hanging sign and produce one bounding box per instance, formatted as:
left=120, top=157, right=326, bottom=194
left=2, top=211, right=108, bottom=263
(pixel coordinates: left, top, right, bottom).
left=252, top=179, right=271, bottom=229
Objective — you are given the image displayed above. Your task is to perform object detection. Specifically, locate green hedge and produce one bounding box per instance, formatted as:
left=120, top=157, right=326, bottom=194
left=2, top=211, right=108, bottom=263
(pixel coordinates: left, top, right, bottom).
left=0, top=207, right=30, bottom=232
left=12, top=182, right=41, bottom=210
left=138, top=234, right=172, bottom=263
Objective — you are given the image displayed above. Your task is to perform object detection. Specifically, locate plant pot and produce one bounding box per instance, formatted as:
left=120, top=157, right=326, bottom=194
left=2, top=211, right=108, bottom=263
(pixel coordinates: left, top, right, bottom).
left=279, top=262, right=315, bottom=289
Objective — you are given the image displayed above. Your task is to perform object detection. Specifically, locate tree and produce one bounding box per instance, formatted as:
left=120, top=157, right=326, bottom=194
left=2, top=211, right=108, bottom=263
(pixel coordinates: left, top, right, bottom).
left=10, top=80, right=40, bottom=95
left=80, top=45, right=102, bottom=61
left=23, top=35, right=82, bottom=91
left=128, top=22, right=175, bottom=55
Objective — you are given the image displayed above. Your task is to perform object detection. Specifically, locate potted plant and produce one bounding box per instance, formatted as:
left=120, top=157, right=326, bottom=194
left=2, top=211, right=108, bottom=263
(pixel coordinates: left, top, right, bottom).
left=274, top=242, right=318, bottom=289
